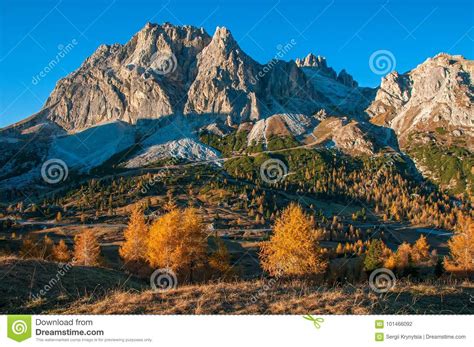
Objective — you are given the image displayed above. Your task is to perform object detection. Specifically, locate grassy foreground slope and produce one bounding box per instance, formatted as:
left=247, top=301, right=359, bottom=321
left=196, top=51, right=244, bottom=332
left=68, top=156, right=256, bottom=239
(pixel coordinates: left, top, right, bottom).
left=0, top=256, right=144, bottom=314
left=1, top=257, right=473, bottom=314
left=54, top=280, right=474, bottom=315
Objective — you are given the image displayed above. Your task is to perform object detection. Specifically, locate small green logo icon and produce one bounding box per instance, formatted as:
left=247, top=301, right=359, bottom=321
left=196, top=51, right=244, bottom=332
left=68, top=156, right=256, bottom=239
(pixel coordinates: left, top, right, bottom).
left=303, top=315, right=324, bottom=329
left=375, top=332, right=384, bottom=342
left=375, top=320, right=384, bottom=329
left=7, top=315, right=32, bottom=342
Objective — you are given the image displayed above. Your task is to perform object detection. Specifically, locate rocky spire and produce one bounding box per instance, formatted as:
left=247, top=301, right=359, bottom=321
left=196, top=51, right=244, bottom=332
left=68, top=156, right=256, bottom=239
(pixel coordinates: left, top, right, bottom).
left=295, top=53, right=337, bottom=79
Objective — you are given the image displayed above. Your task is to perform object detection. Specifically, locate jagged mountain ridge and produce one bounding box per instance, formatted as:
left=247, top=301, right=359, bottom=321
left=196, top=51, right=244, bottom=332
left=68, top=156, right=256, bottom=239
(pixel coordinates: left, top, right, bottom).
left=0, top=22, right=472, bottom=194
left=366, top=53, right=473, bottom=193
left=367, top=53, right=473, bottom=149
left=5, top=22, right=368, bottom=134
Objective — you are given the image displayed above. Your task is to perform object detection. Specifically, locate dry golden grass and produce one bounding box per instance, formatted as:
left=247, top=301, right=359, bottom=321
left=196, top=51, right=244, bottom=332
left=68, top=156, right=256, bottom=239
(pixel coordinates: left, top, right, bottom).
left=52, top=279, right=474, bottom=315
left=0, top=256, right=144, bottom=314
left=2, top=256, right=473, bottom=315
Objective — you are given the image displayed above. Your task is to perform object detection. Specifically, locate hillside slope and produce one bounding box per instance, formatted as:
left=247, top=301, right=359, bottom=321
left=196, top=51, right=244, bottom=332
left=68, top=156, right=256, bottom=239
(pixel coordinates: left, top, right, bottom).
left=53, top=279, right=474, bottom=315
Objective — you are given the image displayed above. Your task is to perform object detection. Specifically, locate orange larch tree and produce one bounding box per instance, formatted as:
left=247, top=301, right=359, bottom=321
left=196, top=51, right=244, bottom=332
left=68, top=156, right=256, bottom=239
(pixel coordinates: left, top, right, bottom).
left=53, top=239, right=71, bottom=263
left=444, top=215, right=474, bottom=274
left=411, top=234, right=430, bottom=264
left=259, top=203, right=327, bottom=277
left=147, top=207, right=207, bottom=282
left=119, top=204, right=148, bottom=263
left=73, top=229, right=101, bottom=266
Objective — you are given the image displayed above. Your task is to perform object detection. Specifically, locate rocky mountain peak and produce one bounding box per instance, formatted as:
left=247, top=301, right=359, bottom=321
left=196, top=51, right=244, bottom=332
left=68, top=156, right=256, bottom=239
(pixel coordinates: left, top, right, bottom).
left=296, top=53, right=341, bottom=81
left=430, top=52, right=466, bottom=64
left=367, top=52, right=473, bottom=148
left=213, top=26, right=234, bottom=42
left=200, top=26, right=244, bottom=61
left=183, top=26, right=264, bottom=122
left=295, top=53, right=327, bottom=69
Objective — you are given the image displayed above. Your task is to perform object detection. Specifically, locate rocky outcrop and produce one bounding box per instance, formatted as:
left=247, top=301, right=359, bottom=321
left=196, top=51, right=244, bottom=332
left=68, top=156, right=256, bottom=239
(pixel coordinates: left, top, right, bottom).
left=306, top=115, right=399, bottom=156
left=246, top=113, right=318, bottom=146
left=337, top=69, right=358, bottom=88
left=295, top=53, right=337, bottom=79
left=367, top=53, right=474, bottom=148
left=296, top=53, right=375, bottom=118
left=296, top=53, right=358, bottom=88
left=32, top=24, right=341, bottom=132
left=45, top=23, right=212, bottom=131
left=183, top=27, right=263, bottom=123
left=2, top=21, right=375, bottom=138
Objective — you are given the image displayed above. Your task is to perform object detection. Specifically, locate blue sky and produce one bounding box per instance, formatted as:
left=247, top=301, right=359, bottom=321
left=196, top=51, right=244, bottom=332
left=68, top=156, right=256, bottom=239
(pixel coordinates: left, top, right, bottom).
left=0, top=0, right=473, bottom=128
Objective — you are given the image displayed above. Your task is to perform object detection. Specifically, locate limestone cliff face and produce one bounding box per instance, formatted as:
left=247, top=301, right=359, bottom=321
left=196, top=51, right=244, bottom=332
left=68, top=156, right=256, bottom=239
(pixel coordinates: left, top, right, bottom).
left=2, top=22, right=472, bottom=189
left=41, top=24, right=327, bottom=131
left=183, top=27, right=264, bottom=122
left=45, top=23, right=212, bottom=131
left=367, top=53, right=473, bottom=148
left=295, top=53, right=375, bottom=118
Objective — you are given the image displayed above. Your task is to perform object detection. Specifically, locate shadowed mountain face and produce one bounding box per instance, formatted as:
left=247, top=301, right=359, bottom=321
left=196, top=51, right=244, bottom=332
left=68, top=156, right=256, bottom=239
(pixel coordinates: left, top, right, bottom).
left=0, top=23, right=472, bottom=194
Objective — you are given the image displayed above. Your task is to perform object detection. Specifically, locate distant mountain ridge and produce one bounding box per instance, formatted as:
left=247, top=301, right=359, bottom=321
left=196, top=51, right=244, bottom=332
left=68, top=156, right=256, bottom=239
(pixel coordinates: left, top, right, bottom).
left=0, top=22, right=472, bottom=194
left=4, top=22, right=372, bottom=134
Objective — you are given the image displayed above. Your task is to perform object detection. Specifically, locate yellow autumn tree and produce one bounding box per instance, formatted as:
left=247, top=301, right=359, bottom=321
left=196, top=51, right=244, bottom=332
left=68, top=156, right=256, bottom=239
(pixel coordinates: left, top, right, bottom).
left=147, top=207, right=181, bottom=268
left=394, top=242, right=413, bottom=270
left=19, top=234, right=54, bottom=259
left=147, top=207, right=207, bottom=282
left=444, top=215, right=474, bottom=274
left=119, top=204, right=148, bottom=263
left=384, top=252, right=397, bottom=270
left=259, top=203, right=327, bottom=277
left=53, top=239, right=71, bottom=262
left=411, top=234, right=430, bottom=264
left=74, top=229, right=101, bottom=266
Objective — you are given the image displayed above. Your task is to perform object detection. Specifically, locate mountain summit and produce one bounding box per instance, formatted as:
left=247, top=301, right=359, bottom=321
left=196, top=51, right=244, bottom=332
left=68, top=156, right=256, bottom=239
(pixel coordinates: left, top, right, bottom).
left=0, top=23, right=472, bottom=194
left=8, top=23, right=369, bottom=134
left=368, top=53, right=473, bottom=149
